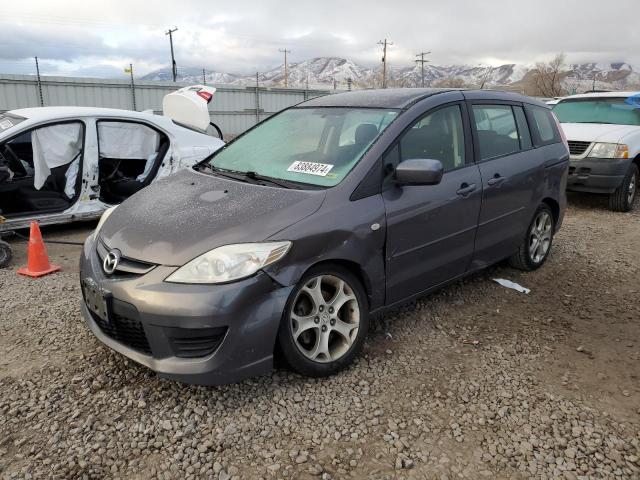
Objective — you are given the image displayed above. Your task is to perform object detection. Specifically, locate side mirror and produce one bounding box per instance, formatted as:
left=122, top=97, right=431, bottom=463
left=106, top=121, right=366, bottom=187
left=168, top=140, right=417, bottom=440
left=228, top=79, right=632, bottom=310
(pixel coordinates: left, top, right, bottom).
left=395, top=159, right=444, bottom=186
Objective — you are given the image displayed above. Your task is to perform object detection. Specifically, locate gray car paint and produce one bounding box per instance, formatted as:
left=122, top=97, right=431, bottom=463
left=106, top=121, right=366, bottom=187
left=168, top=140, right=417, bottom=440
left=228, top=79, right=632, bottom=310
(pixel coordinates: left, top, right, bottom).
left=81, top=88, right=569, bottom=385
left=99, top=169, right=326, bottom=266
left=567, top=157, right=632, bottom=193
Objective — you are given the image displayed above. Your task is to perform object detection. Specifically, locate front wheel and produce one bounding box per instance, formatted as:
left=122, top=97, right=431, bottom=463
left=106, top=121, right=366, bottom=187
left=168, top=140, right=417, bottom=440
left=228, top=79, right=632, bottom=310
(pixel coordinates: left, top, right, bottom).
left=509, top=205, right=555, bottom=271
left=277, top=266, right=369, bottom=378
left=608, top=163, right=638, bottom=212
left=0, top=240, right=12, bottom=268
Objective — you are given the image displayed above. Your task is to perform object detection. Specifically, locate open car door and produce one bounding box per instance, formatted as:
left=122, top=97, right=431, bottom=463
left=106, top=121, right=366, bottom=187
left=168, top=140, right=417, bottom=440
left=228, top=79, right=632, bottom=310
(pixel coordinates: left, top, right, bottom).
left=162, top=85, right=220, bottom=136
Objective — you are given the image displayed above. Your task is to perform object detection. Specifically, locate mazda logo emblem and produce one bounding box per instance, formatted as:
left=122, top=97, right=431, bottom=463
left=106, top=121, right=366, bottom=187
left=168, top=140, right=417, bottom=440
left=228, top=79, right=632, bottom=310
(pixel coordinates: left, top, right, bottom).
left=103, top=249, right=121, bottom=275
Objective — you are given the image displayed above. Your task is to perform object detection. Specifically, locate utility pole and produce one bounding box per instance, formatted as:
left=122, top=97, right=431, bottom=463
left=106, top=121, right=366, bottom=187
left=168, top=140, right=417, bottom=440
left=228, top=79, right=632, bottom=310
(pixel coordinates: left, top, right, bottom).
left=202, top=69, right=206, bottom=85
left=34, top=56, right=44, bottom=107
left=255, top=72, right=260, bottom=124
left=165, top=27, right=178, bottom=82
left=305, top=74, right=309, bottom=100
left=378, top=39, right=393, bottom=88
left=125, top=63, right=137, bottom=111
left=415, top=51, right=431, bottom=88
left=592, top=71, right=598, bottom=92
left=125, top=63, right=138, bottom=111
left=279, top=48, right=291, bottom=87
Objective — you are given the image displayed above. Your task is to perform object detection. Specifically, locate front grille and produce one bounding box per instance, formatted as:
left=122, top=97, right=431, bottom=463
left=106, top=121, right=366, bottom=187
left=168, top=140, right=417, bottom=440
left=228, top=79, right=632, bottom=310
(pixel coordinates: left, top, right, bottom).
left=167, top=327, right=227, bottom=358
left=91, top=305, right=152, bottom=355
left=568, top=140, right=591, bottom=156
left=96, top=239, right=156, bottom=276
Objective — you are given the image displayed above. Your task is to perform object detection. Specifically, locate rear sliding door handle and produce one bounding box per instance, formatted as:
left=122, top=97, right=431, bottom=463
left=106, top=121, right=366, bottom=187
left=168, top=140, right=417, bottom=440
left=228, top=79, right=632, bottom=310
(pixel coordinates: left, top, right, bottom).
left=487, top=174, right=505, bottom=186
left=456, top=183, right=477, bottom=196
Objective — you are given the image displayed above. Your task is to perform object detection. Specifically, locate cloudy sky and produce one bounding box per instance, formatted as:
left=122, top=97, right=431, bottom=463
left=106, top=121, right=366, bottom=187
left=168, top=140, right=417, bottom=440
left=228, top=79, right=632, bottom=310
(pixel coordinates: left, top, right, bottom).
left=2, top=0, right=638, bottom=78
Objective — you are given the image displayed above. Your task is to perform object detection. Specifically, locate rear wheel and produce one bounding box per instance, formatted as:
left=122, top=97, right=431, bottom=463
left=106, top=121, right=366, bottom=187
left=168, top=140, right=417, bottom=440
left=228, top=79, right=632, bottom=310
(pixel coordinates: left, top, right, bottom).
left=277, top=265, right=369, bottom=378
left=509, top=205, right=555, bottom=271
left=0, top=240, right=12, bottom=268
left=608, top=163, right=638, bottom=212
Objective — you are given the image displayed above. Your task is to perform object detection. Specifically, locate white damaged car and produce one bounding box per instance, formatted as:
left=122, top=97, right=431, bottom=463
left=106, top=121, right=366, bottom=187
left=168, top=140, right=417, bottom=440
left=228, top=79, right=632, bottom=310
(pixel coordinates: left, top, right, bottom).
left=0, top=85, right=224, bottom=265
left=552, top=92, right=640, bottom=211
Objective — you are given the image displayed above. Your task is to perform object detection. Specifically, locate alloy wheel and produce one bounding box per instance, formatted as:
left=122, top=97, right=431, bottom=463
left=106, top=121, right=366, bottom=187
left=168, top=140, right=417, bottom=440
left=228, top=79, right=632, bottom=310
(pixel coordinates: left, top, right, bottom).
left=290, top=274, right=360, bottom=363
left=628, top=171, right=637, bottom=206
left=529, top=211, right=552, bottom=264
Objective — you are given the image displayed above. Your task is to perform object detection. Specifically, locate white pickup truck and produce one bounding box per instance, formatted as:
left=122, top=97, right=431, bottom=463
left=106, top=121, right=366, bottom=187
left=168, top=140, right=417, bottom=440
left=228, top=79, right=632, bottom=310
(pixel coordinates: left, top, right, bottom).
left=552, top=92, right=640, bottom=211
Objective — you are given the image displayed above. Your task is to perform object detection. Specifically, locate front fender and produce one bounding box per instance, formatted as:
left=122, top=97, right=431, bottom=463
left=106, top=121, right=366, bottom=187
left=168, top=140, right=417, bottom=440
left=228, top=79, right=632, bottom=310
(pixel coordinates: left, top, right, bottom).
left=264, top=194, right=387, bottom=311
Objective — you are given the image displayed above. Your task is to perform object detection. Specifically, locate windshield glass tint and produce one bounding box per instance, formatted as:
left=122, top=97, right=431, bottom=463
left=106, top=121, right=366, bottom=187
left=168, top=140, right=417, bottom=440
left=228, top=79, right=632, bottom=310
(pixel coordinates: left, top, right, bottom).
left=552, top=98, right=640, bottom=126
left=209, top=107, right=398, bottom=187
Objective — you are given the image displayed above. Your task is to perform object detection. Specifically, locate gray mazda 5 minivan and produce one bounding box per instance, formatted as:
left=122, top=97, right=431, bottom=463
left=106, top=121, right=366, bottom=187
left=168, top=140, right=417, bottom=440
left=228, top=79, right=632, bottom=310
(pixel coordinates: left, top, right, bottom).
left=80, top=88, right=569, bottom=385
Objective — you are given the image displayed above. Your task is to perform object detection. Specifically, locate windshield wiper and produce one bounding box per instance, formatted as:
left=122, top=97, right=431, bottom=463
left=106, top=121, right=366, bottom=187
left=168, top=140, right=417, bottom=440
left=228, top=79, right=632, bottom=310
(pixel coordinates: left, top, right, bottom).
left=199, top=164, right=311, bottom=190
left=244, top=171, right=302, bottom=189
left=198, top=164, right=257, bottom=183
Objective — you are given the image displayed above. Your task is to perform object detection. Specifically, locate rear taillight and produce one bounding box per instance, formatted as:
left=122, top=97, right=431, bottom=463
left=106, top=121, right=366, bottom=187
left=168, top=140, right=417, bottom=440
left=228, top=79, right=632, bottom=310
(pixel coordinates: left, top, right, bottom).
left=551, top=111, right=569, bottom=152
left=197, top=91, right=213, bottom=103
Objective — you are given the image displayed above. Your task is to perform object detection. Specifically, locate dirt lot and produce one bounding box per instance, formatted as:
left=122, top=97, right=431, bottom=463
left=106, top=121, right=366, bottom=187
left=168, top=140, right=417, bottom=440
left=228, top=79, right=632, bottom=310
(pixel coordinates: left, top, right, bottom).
left=1, top=194, right=639, bottom=480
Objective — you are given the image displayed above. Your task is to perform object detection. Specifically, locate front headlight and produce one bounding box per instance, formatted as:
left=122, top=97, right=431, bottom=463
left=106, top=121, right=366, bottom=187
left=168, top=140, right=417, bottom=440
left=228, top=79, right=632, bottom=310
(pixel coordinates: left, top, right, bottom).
left=165, top=241, right=292, bottom=284
left=588, top=143, right=629, bottom=159
left=92, top=206, right=117, bottom=239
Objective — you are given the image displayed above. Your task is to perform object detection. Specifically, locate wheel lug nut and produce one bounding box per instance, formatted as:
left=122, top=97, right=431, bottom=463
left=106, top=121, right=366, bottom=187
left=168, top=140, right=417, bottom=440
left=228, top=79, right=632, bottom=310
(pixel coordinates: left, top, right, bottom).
left=330, top=319, right=335, bottom=326
left=328, top=307, right=334, bottom=313
left=314, top=316, right=320, bottom=324
left=322, top=325, right=327, bottom=332
left=319, top=305, right=324, bottom=312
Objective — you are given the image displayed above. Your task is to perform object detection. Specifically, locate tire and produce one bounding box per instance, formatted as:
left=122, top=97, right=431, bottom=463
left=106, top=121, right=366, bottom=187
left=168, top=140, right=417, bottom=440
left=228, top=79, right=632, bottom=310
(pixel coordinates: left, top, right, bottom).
left=509, top=205, right=555, bottom=271
left=608, top=163, right=638, bottom=212
left=277, top=265, right=369, bottom=378
left=0, top=240, right=12, bottom=269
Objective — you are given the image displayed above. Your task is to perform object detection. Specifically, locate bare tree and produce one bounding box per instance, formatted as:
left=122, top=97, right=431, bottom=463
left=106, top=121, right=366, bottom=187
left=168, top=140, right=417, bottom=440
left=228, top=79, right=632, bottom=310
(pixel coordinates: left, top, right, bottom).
left=531, top=53, right=567, bottom=97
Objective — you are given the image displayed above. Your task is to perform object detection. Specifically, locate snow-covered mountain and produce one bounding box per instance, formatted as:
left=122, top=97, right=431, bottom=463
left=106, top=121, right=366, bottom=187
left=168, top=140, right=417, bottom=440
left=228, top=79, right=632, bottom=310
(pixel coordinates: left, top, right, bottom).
left=141, top=57, right=640, bottom=93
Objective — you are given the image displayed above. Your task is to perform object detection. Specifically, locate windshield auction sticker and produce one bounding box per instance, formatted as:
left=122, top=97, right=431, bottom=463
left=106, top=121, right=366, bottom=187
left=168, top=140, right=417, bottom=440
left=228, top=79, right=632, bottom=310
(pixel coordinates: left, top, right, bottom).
left=0, top=119, right=13, bottom=131
left=287, top=161, right=334, bottom=176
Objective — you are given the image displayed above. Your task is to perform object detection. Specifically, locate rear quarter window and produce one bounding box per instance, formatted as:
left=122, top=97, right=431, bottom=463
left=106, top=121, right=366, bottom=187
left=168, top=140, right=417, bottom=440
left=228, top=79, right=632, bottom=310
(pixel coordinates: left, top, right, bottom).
left=527, top=105, right=560, bottom=146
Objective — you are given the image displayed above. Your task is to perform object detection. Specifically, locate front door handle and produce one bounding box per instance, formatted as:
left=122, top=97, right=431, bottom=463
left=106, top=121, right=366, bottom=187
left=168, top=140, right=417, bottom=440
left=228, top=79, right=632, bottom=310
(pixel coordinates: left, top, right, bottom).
left=456, top=182, right=477, bottom=196
left=487, top=174, right=505, bottom=186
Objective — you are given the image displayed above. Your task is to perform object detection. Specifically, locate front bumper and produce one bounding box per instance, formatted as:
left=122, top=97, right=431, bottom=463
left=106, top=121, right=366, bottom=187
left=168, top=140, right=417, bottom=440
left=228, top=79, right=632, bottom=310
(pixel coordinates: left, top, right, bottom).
left=567, top=157, right=631, bottom=194
left=79, top=236, right=293, bottom=385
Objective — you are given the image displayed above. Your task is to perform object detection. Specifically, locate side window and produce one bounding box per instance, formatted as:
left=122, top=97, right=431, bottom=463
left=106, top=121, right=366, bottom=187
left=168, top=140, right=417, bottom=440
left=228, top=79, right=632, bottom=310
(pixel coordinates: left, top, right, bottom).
left=472, top=105, right=519, bottom=160
left=513, top=106, right=532, bottom=150
left=528, top=105, right=560, bottom=145
left=4, top=122, right=84, bottom=197
left=398, top=105, right=466, bottom=172
left=97, top=121, right=164, bottom=184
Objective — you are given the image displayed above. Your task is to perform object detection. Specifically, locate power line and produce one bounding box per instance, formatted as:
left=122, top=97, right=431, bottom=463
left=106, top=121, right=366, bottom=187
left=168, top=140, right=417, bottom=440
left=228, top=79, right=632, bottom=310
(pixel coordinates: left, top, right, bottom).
left=415, top=51, right=431, bottom=88
left=278, top=48, right=291, bottom=87
left=377, top=39, right=393, bottom=89
left=165, top=27, right=178, bottom=82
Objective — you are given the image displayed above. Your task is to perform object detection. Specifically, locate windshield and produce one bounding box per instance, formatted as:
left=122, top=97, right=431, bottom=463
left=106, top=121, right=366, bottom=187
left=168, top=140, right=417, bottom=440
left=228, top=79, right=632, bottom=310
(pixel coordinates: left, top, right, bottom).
left=552, top=97, right=640, bottom=126
left=208, top=107, right=399, bottom=187
left=0, top=113, right=27, bottom=133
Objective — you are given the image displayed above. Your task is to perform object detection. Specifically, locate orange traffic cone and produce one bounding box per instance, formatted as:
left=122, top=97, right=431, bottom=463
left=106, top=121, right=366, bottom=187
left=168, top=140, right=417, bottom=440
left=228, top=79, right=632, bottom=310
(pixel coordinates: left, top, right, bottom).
left=17, top=221, right=61, bottom=278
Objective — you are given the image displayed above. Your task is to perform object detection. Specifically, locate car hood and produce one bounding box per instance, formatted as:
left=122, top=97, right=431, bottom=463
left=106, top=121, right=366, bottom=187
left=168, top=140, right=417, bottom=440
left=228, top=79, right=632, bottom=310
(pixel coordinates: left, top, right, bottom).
left=100, top=169, right=326, bottom=266
left=560, top=123, right=640, bottom=144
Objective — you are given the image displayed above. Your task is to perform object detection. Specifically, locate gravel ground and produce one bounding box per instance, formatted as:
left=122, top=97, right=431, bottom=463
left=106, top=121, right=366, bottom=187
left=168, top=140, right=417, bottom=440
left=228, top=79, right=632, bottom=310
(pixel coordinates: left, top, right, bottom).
left=1, top=194, right=639, bottom=480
